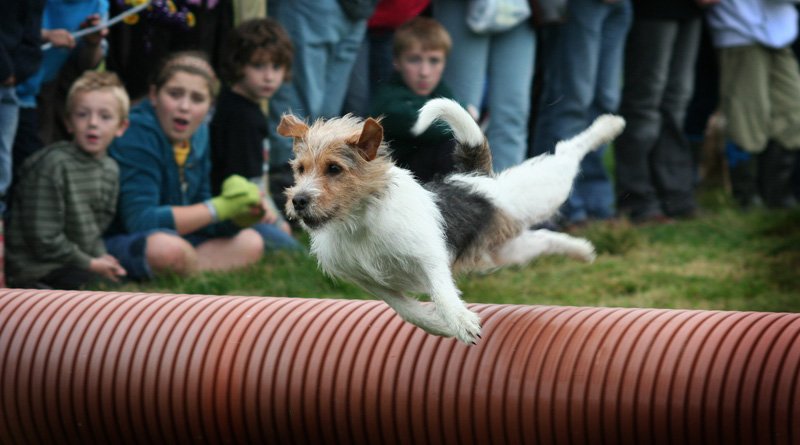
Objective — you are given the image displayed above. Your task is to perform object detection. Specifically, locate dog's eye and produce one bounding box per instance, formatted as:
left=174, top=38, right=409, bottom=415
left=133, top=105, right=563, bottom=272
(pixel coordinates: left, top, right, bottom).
left=297, top=164, right=305, bottom=174
left=326, top=163, right=342, bottom=175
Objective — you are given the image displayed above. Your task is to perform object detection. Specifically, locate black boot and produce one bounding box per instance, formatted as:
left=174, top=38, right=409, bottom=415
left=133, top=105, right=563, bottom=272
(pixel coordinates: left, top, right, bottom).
left=729, top=157, right=760, bottom=209
left=758, top=142, right=798, bottom=209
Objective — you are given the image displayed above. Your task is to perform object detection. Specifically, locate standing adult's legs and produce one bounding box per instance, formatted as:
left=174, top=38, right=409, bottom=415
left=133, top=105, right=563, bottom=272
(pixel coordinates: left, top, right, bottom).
left=0, top=86, right=20, bottom=215
left=486, top=21, right=536, bottom=171
left=650, top=17, right=701, bottom=217
left=615, top=18, right=677, bottom=219
left=433, top=0, right=490, bottom=113
left=574, top=0, right=631, bottom=220
left=267, top=0, right=364, bottom=166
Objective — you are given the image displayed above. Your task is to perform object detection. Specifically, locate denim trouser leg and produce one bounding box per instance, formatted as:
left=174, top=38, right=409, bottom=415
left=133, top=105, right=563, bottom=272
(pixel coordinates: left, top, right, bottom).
left=251, top=222, right=303, bottom=251
left=486, top=23, right=536, bottom=171
left=266, top=0, right=366, bottom=167
left=0, top=86, right=20, bottom=215
left=615, top=18, right=700, bottom=217
left=533, top=0, right=631, bottom=221
left=342, top=38, right=370, bottom=117
left=433, top=0, right=536, bottom=172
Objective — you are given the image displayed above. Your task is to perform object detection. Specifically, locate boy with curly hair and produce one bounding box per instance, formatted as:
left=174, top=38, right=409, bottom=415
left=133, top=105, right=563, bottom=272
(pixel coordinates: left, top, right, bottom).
left=210, top=18, right=294, bottom=229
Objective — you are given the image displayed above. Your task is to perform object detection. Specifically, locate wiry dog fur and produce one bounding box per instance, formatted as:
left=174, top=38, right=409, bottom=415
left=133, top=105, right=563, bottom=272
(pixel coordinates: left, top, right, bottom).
left=279, top=98, right=625, bottom=344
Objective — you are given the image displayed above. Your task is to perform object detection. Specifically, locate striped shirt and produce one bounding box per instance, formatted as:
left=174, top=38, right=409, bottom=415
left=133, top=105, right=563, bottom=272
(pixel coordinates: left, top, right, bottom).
left=6, top=141, right=119, bottom=286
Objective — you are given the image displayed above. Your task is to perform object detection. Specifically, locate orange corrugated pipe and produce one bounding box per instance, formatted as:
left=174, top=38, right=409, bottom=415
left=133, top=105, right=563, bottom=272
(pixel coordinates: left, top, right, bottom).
left=1, top=289, right=798, bottom=444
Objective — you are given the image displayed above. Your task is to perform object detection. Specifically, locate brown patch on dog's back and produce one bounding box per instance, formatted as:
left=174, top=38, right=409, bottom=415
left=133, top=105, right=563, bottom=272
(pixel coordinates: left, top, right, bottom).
left=453, top=139, right=493, bottom=176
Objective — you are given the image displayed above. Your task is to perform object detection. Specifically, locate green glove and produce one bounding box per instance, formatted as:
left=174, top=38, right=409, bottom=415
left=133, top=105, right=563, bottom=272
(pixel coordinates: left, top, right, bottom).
left=209, top=175, right=261, bottom=221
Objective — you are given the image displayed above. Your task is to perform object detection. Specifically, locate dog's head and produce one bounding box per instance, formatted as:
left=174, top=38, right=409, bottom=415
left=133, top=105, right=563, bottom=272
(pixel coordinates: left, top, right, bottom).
left=277, top=113, right=393, bottom=229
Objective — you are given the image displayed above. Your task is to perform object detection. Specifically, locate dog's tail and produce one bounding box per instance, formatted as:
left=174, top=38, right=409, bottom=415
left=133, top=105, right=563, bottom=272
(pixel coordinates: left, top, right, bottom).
left=411, top=98, right=493, bottom=175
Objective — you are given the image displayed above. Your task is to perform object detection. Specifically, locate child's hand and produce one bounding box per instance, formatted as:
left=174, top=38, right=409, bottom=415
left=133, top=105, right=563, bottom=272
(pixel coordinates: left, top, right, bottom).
left=231, top=201, right=267, bottom=227
left=260, top=198, right=279, bottom=225
left=210, top=175, right=261, bottom=221
left=43, top=29, right=76, bottom=49
left=80, top=14, right=107, bottom=47
left=89, top=254, right=127, bottom=281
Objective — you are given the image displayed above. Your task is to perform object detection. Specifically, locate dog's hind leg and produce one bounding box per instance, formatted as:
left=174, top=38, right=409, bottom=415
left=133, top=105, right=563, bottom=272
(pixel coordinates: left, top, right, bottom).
left=472, top=114, right=625, bottom=227
left=495, top=229, right=596, bottom=266
left=553, top=114, right=626, bottom=160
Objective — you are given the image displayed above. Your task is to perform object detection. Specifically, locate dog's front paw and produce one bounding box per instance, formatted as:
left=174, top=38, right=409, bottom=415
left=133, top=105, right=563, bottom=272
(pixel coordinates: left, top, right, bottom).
left=441, top=304, right=482, bottom=345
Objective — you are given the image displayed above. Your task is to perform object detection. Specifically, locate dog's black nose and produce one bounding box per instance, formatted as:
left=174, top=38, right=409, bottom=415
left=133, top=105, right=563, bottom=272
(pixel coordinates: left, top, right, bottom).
left=292, top=194, right=309, bottom=212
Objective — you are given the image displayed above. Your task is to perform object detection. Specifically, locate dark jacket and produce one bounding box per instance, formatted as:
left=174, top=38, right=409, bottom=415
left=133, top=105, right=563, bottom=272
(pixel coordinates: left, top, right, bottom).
left=209, top=87, right=267, bottom=195
left=370, top=74, right=459, bottom=182
left=0, top=0, right=45, bottom=83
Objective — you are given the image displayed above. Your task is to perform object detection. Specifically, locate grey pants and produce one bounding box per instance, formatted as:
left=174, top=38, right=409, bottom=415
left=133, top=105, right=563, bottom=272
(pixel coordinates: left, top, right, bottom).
left=614, top=17, right=701, bottom=218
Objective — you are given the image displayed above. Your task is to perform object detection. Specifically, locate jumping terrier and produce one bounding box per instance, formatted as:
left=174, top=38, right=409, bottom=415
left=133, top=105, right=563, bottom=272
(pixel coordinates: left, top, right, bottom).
left=278, top=98, right=625, bottom=344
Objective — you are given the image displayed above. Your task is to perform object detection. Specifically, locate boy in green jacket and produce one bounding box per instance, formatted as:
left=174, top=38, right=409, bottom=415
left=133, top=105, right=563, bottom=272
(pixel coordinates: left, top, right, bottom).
left=370, top=17, right=476, bottom=182
left=6, top=71, right=129, bottom=289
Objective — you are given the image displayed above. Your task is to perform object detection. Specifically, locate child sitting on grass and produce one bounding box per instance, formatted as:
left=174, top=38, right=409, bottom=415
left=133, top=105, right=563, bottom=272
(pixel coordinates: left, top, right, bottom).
left=370, top=17, right=471, bottom=182
left=6, top=71, right=129, bottom=289
left=210, top=17, right=294, bottom=232
left=104, top=51, right=299, bottom=281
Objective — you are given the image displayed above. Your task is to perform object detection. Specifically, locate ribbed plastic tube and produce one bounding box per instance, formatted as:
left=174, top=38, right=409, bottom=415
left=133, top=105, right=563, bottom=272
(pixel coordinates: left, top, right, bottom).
left=1, top=289, right=798, bottom=444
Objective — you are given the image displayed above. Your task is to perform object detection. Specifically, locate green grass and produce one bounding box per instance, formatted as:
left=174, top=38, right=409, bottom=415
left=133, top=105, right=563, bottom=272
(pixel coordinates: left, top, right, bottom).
left=112, top=189, right=800, bottom=313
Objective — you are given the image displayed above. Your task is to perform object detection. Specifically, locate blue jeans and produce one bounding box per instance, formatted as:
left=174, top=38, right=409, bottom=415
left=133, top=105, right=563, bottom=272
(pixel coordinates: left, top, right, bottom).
left=105, top=224, right=302, bottom=280
left=267, top=0, right=367, bottom=167
left=0, top=86, right=20, bottom=215
left=532, top=0, right=632, bottom=222
left=251, top=222, right=303, bottom=251
left=433, top=0, right=536, bottom=172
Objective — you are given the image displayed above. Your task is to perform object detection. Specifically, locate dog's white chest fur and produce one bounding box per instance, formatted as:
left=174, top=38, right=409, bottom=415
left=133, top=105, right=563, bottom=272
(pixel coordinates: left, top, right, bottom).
left=309, top=167, right=449, bottom=293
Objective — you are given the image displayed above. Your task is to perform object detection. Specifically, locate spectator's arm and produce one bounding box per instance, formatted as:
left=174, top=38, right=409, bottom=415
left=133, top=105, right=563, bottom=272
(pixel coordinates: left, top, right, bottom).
left=41, top=29, right=75, bottom=48
left=113, top=137, right=218, bottom=235
left=76, top=14, right=107, bottom=70
left=113, top=137, right=177, bottom=233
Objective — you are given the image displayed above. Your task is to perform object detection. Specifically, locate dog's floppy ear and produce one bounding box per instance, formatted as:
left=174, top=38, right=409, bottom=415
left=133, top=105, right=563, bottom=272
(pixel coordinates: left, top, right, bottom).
left=277, top=114, right=309, bottom=139
left=354, top=118, right=383, bottom=161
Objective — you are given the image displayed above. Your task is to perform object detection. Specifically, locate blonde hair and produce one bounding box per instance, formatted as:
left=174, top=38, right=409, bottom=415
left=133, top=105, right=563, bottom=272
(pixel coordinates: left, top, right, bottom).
left=393, top=17, right=452, bottom=58
left=152, top=51, right=220, bottom=98
left=66, top=71, right=130, bottom=120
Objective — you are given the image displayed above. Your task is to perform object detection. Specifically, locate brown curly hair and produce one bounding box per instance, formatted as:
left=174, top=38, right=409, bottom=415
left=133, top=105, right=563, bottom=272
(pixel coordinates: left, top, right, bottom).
left=221, top=18, right=294, bottom=85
